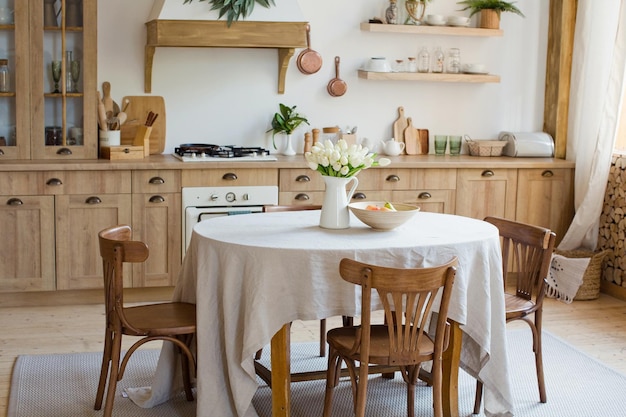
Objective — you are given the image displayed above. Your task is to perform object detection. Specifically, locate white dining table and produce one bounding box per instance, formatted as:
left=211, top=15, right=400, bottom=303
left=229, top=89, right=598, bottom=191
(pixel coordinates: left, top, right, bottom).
left=127, top=210, right=514, bottom=417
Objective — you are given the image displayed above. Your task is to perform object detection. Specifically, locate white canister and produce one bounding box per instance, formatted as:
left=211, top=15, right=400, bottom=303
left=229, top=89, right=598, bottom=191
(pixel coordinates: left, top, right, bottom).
left=99, top=130, right=120, bottom=147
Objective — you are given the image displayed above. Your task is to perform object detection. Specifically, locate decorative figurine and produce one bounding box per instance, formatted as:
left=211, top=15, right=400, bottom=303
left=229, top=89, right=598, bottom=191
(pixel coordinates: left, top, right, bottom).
left=386, top=0, right=398, bottom=24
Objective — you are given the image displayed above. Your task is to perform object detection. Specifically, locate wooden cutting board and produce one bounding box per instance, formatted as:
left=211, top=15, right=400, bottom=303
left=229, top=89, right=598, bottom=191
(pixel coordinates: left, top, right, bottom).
left=120, top=96, right=166, bottom=154
left=392, top=106, right=408, bottom=153
left=418, top=129, right=429, bottom=155
left=404, top=118, right=420, bottom=155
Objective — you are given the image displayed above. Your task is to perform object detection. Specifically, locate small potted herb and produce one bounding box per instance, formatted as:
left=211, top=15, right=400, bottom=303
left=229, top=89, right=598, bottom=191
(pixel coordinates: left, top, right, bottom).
left=457, top=0, right=524, bottom=29
left=183, top=0, right=276, bottom=26
left=267, top=103, right=310, bottom=156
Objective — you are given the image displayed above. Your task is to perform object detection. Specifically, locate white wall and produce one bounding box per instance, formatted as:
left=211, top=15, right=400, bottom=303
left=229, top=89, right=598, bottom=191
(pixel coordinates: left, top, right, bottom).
left=97, top=0, right=549, bottom=154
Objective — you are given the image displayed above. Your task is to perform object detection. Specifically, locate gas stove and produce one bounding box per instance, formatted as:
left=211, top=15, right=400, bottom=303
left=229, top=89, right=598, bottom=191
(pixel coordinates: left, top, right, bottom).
left=173, top=144, right=277, bottom=162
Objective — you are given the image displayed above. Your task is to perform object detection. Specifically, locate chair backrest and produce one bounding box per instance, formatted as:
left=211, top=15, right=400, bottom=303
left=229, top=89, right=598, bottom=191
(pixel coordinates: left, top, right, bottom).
left=98, top=225, right=149, bottom=325
left=484, top=216, right=556, bottom=304
left=339, top=257, right=457, bottom=365
left=263, top=204, right=322, bottom=212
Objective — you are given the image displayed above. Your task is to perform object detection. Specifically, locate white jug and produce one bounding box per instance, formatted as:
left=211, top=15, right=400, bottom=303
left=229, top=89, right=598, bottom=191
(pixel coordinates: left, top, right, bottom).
left=381, top=138, right=405, bottom=156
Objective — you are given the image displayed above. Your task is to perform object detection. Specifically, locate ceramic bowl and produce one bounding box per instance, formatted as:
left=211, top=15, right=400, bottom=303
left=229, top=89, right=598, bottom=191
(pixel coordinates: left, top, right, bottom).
left=426, top=14, right=446, bottom=25
left=463, top=63, right=487, bottom=74
left=447, top=16, right=470, bottom=26
left=364, top=57, right=391, bottom=73
left=349, top=201, right=420, bottom=230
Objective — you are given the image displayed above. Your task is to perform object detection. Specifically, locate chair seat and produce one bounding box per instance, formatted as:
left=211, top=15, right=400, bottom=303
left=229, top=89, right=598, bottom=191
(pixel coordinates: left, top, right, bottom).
left=123, top=302, right=196, bottom=336
left=327, top=325, right=435, bottom=365
left=504, top=293, right=537, bottom=318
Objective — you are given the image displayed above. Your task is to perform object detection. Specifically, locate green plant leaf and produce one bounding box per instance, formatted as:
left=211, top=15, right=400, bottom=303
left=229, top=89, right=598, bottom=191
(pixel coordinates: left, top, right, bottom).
left=184, top=0, right=276, bottom=26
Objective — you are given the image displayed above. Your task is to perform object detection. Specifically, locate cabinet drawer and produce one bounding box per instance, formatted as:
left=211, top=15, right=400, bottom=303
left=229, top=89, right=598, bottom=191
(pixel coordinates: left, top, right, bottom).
left=132, top=170, right=181, bottom=193
left=280, top=169, right=325, bottom=191
left=358, top=168, right=456, bottom=190
left=182, top=168, right=278, bottom=187
left=0, top=171, right=132, bottom=195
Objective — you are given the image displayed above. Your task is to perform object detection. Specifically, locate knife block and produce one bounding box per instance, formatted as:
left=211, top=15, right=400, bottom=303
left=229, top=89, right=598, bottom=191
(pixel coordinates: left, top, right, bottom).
left=133, top=125, right=152, bottom=157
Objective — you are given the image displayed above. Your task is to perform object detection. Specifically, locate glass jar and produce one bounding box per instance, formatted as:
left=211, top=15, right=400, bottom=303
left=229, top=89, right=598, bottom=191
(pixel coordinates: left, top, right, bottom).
left=447, top=48, right=461, bottom=74
left=431, top=46, right=444, bottom=73
left=0, top=59, right=9, bottom=92
left=417, top=47, right=430, bottom=73
left=407, top=57, right=418, bottom=73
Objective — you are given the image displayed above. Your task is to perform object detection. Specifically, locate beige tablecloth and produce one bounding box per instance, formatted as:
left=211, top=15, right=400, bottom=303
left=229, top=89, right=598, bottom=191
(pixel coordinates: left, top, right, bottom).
left=127, top=210, right=513, bottom=417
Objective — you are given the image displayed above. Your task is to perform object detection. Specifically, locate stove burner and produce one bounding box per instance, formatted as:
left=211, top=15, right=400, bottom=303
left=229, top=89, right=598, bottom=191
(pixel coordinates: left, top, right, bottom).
left=174, top=144, right=272, bottom=158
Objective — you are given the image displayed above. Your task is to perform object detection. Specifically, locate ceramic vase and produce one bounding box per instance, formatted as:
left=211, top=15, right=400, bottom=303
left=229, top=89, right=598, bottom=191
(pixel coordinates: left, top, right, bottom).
left=319, top=175, right=359, bottom=229
left=281, top=134, right=296, bottom=156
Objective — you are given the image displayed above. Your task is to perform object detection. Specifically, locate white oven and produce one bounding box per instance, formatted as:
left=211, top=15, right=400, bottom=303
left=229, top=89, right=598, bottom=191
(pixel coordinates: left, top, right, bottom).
left=181, top=186, right=279, bottom=256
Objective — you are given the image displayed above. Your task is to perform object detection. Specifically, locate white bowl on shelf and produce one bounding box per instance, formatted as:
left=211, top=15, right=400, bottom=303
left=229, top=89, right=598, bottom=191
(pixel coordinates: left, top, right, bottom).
left=425, top=14, right=446, bottom=26
left=462, top=63, right=487, bottom=74
left=363, top=57, right=392, bottom=73
left=349, top=201, right=420, bottom=230
left=447, top=16, right=470, bottom=26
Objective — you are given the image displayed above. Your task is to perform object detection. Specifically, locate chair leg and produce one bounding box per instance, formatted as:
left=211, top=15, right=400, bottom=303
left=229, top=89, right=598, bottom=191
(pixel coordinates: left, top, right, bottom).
left=319, top=319, right=326, bottom=357
left=94, top=328, right=113, bottom=410
left=255, top=348, right=263, bottom=360
left=103, top=331, right=123, bottom=417
left=473, top=380, right=483, bottom=414
left=534, top=311, right=547, bottom=403
left=323, top=347, right=341, bottom=417
left=407, top=382, right=416, bottom=417
left=180, top=346, right=194, bottom=401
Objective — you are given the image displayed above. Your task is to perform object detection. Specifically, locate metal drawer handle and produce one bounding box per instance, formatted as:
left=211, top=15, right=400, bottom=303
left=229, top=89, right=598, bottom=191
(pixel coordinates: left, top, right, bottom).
left=7, top=198, right=23, bottom=206
left=149, top=176, right=165, bottom=184
left=418, top=192, right=432, bottom=199
left=386, top=175, right=400, bottom=182
left=353, top=192, right=367, bottom=200
left=56, top=148, right=72, bottom=155
left=0, top=149, right=4, bottom=155
left=85, top=196, right=102, bottom=205
left=481, top=170, right=495, bottom=177
left=149, top=195, right=165, bottom=203
left=46, top=178, right=63, bottom=186
left=222, top=173, right=238, bottom=181
left=542, top=170, right=554, bottom=178
left=294, top=193, right=310, bottom=201
left=295, top=175, right=311, bottom=182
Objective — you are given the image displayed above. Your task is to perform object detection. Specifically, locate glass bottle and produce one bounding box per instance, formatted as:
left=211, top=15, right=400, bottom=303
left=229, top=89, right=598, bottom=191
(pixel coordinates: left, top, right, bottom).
left=0, top=59, right=8, bottom=92
left=417, top=47, right=430, bottom=73
left=407, top=57, right=418, bottom=72
left=432, top=46, right=444, bottom=73
left=65, top=51, right=74, bottom=93
left=447, top=48, right=461, bottom=74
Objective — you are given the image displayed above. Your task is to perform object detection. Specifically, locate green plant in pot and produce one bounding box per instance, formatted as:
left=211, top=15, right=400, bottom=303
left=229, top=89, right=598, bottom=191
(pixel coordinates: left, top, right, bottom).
left=267, top=103, right=310, bottom=156
left=183, top=0, right=276, bottom=26
left=457, top=0, right=524, bottom=29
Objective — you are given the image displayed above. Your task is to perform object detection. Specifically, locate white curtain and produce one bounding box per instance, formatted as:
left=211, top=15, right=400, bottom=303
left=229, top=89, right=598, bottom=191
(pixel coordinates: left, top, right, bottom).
left=559, top=0, right=626, bottom=251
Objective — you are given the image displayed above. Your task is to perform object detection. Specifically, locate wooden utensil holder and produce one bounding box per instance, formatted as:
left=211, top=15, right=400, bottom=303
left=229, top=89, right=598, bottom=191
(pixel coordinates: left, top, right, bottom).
left=133, top=125, right=152, bottom=157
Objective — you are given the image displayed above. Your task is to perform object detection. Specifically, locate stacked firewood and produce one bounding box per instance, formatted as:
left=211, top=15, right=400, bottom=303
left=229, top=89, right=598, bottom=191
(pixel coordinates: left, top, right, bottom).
left=597, top=155, right=626, bottom=287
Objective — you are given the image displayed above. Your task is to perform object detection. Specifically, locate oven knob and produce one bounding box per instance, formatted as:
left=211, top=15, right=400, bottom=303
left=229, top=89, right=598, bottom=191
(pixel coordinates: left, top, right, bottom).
left=225, top=192, right=236, bottom=203
left=210, top=194, right=218, bottom=201
left=243, top=193, right=249, bottom=201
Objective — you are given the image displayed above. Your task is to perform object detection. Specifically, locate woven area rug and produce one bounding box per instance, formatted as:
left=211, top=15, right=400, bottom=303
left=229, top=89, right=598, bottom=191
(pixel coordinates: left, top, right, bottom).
left=8, top=328, right=626, bottom=417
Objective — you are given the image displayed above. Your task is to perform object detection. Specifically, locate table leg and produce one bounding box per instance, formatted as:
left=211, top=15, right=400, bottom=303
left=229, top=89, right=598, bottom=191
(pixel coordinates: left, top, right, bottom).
left=442, top=320, right=462, bottom=417
left=270, top=324, right=291, bottom=417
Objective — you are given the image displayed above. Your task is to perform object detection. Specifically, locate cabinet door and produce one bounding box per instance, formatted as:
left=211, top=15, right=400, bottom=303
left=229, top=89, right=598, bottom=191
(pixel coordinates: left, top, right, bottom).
left=393, top=190, right=456, bottom=214
left=516, top=168, right=574, bottom=244
left=0, top=1, right=30, bottom=160
left=0, top=195, right=55, bottom=292
left=132, top=192, right=181, bottom=287
left=30, top=0, right=98, bottom=160
left=55, top=193, right=132, bottom=290
left=456, top=168, right=518, bottom=220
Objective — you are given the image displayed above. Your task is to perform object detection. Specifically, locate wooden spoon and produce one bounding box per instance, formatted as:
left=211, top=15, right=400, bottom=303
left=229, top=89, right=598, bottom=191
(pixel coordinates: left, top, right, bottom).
left=102, top=81, right=114, bottom=114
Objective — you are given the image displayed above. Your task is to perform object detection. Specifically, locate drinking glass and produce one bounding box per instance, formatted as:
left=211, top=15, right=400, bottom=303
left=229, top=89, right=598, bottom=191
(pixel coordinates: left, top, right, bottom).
left=70, top=60, right=80, bottom=93
left=434, top=135, right=448, bottom=155
left=51, top=61, right=62, bottom=93
left=449, top=135, right=462, bottom=155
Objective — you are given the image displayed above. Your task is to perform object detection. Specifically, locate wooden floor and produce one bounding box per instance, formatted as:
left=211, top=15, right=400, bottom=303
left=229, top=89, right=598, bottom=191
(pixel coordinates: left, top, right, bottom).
left=2, top=293, right=626, bottom=417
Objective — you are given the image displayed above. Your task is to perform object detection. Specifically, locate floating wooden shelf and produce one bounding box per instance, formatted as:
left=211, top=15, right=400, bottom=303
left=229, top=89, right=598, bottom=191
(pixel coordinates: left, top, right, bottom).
left=145, top=19, right=308, bottom=94
left=357, top=70, right=501, bottom=83
left=360, top=22, right=503, bottom=37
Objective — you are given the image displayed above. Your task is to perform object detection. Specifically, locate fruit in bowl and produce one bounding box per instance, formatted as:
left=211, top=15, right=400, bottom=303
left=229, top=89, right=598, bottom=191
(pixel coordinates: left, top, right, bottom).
left=349, top=201, right=420, bottom=230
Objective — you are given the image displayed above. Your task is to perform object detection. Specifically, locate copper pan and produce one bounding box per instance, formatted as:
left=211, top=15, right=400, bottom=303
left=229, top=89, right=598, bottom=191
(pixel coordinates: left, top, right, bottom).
left=327, top=56, right=347, bottom=97
left=297, top=24, right=322, bottom=75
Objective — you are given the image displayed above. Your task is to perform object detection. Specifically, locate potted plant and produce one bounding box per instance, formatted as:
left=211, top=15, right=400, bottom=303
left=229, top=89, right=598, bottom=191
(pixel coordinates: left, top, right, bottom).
left=183, top=0, right=276, bottom=26
left=457, top=0, right=524, bottom=29
left=267, top=103, right=309, bottom=156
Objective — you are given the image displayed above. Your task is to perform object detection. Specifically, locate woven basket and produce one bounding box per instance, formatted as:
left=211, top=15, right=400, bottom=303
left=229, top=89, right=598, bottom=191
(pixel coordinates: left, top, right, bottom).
left=554, top=249, right=610, bottom=300
left=467, top=140, right=507, bottom=157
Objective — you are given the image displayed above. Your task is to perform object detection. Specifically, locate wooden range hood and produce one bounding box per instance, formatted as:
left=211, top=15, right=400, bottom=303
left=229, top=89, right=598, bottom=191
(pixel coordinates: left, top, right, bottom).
left=145, top=19, right=307, bottom=94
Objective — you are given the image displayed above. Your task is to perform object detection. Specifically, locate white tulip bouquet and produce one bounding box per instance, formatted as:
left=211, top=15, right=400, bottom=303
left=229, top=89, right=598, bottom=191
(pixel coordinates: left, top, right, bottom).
left=304, top=139, right=391, bottom=178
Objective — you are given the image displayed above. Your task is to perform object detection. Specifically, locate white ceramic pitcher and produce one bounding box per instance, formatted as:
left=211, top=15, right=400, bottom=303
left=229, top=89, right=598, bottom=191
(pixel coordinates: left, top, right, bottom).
left=319, top=175, right=359, bottom=229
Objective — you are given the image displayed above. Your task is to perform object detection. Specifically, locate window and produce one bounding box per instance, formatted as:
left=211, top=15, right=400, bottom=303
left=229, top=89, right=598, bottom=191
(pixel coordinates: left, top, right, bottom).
left=616, top=84, right=626, bottom=152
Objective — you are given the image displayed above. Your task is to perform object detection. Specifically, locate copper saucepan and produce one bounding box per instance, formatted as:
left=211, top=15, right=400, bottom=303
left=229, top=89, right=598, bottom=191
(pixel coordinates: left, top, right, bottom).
left=296, top=24, right=322, bottom=75
left=327, top=56, right=347, bottom=97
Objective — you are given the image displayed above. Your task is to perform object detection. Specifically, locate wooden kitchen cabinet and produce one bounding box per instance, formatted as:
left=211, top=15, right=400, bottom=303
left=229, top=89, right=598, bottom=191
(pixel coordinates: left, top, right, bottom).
left=455, top=168, right=518, bottom=220
left=515, top=168, right=574, bottom=245
left=182, top=168, right=278, bottom=187
left=0, top=0, right=98, bottom=161
left=131, top=170, right=181, bottom=287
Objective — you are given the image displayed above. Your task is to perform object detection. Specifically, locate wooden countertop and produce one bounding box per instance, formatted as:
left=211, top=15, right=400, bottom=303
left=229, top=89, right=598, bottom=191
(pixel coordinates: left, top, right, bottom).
left=0, top=154, right=575, bottom=172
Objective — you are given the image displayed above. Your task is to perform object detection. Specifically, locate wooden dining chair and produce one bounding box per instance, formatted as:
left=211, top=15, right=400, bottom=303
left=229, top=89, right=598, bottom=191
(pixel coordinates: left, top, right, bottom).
left=322, top=257, right=458, bottom=417
left=94, top=225, right=197, bottom=417
left=473, top=216, right=556, bottom=414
